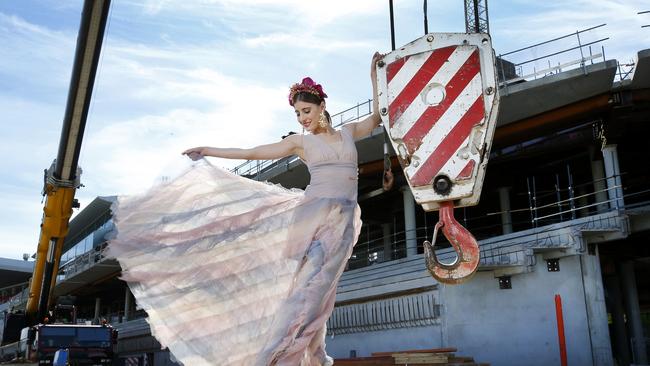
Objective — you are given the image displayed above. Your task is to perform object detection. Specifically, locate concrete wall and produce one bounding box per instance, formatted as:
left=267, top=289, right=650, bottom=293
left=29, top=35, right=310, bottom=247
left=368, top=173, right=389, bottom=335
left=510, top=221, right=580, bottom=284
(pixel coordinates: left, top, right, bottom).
left=439, top=254, right=611, bottom=366
left=327, top=253, right=613, bottom=365
left=444, top=256, right=573, bottom=365
left=327, top=325, right=443, bottom=359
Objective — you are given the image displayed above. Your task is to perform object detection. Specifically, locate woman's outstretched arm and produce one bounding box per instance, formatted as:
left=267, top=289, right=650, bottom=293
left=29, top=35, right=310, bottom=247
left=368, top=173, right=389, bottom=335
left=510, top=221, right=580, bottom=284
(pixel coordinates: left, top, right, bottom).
left=183, top=133, right=304, bottom=161
left=349, top=52, right=384, bottom=140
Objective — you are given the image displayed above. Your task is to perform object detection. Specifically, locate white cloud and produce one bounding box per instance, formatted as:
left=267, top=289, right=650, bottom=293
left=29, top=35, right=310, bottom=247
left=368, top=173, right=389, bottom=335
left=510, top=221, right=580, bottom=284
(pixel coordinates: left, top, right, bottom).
left=0, top=189, right=46, bottom=259
left=138, top=0, right=383, bottom=27
left=0, top=13, right=75, bottom=86
left=241, top=32, right=374, bottom=51
left=0, top=10, right=297, bottom=257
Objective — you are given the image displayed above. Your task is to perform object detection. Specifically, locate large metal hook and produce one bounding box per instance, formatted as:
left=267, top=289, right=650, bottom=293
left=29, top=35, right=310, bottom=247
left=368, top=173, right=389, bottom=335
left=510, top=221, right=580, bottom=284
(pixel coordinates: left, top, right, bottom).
left=423, top=201, right=480, bottom=284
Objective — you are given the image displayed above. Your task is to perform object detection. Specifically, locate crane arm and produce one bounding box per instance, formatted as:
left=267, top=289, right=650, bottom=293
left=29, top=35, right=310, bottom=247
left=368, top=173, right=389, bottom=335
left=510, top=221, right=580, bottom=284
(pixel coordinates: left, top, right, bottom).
left=25, top=0, right=111, bottom=324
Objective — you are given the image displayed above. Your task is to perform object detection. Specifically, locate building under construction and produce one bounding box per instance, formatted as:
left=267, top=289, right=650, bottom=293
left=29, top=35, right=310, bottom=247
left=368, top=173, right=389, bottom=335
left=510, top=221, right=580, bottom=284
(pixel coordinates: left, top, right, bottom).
left=1, top=23, right=649, bottom=366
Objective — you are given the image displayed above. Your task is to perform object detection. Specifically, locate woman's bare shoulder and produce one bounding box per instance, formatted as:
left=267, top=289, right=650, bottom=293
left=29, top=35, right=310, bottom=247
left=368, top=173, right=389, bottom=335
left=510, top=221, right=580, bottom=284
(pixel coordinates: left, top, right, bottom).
left=284, top=133, right=305, bottom=144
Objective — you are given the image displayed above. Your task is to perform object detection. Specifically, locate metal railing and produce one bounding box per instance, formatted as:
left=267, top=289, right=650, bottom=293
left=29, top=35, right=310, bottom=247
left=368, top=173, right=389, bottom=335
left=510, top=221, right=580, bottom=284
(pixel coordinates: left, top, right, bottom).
left=497, top=24, right=634, bottom=90
left=0, top=286, right=29, bottom=312
left=327, top=291, right=441, bottom=335
left=57, top=243, right=110, bottom=282
left=0, top=244, right=113, bottom=310
left=98, top=309, right=147, bottom=325
left=348, top=173, right=648, bottom=271
left=231, top=99, right=373, bottom=178
left=0, top=282, right=28, bottom=305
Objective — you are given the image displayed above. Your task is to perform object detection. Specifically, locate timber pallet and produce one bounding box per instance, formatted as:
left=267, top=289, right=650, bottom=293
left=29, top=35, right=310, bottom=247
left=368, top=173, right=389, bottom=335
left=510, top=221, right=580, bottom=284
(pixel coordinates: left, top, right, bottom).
left=334, top=347, right=489, bottom=366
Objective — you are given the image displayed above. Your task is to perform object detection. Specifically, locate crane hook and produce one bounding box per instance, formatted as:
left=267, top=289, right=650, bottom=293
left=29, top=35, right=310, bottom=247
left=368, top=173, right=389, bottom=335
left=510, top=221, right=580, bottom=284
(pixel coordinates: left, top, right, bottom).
left=423, top=201, right=480, bottom=284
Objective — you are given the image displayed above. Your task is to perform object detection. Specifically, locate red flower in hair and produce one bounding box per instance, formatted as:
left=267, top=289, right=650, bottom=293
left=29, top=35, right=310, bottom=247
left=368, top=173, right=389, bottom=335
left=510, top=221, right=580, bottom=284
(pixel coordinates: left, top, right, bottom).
left=288, top=77, right=328, bottom=106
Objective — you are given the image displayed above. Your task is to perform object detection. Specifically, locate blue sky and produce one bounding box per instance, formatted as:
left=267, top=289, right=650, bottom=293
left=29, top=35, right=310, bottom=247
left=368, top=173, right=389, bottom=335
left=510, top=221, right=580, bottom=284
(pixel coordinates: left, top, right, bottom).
left=0, top=0, right=648, bottom=259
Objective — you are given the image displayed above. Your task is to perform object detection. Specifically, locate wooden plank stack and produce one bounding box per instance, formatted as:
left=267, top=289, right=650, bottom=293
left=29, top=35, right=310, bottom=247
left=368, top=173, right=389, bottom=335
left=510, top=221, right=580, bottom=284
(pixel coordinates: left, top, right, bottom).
left=334, top=347, right=490, bottom=366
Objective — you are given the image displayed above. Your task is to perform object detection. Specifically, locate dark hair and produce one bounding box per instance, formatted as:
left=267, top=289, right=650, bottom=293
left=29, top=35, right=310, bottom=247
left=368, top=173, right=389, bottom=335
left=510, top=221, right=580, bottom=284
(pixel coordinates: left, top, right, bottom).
left=292, top=92, right=332, bottom=124
left=292, top=90, right=322, bottom=105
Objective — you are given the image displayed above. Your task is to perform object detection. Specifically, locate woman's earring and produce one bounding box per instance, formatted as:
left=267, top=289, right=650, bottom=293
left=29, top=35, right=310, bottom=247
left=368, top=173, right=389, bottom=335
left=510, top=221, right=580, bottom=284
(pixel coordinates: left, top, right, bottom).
left=318, top=111, right=327, bottom=128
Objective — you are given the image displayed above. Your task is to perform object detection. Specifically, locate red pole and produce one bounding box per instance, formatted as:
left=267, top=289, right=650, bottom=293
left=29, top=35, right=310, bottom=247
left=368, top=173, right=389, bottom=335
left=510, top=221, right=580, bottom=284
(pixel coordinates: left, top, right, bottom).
left=555, top=294, right=568, bottom=366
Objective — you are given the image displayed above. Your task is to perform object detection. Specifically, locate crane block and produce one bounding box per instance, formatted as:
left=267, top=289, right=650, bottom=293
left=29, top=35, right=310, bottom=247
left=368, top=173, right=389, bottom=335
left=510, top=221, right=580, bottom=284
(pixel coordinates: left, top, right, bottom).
left=377, top=33, right=499, bottom=211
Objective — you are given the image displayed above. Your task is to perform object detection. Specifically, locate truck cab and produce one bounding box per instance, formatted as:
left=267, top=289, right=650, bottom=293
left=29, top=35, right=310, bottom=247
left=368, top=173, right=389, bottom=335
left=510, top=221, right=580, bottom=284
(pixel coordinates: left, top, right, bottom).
left=23, top=323, right=117, bottom=365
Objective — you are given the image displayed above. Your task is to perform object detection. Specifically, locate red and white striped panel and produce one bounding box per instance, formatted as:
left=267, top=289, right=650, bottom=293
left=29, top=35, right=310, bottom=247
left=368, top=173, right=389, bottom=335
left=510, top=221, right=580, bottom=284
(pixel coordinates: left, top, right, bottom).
left=385, top=45, right=485, bottom=187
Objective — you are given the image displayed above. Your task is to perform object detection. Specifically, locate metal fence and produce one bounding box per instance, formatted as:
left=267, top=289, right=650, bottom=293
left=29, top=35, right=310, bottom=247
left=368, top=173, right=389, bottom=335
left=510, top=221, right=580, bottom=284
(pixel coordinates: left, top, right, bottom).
left=497, top=23, right=635, bottom=92
left=327, top=291, right=441, bottom=335
left=0, top=292, right=27, bottom=313
left=57, top=243, right=111, bottom=282
left=348, top=172, right=647, bottom=270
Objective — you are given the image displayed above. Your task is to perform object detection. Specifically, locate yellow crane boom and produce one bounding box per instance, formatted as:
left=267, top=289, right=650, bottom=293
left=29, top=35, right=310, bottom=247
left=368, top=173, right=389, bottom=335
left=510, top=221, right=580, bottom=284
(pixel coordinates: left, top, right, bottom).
left=25, top=0, right=111, bottom=325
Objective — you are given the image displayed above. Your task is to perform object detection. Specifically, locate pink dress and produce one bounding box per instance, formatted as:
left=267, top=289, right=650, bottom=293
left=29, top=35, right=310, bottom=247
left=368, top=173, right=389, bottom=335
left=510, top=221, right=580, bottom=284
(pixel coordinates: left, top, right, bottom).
left=108, top=125, right=362, bottom=365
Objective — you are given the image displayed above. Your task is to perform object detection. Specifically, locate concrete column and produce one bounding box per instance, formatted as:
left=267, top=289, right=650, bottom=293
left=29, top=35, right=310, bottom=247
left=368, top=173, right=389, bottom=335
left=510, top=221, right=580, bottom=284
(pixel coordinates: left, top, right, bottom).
left=124, top=287, right=132, bottom=322
left=620, top=261, right=647, bottom=364
left=94, top=297, right=101, bottom=324
left=604, top=276, right=631, bottom=366
left=497, top=187, right=513, bottom=235
left=590, top=159, right=609, bottom=213
left=402, top=187, right=418, bottom=257
left=579, top=246, right=614, bottom=366
left=601, top=145, right=625, bottom=210
left=382, top=223, right=392, bottom=262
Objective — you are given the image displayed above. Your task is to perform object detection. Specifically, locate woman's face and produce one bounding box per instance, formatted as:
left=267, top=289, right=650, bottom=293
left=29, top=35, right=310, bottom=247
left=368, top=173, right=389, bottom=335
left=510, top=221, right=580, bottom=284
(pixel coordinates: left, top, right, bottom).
left=294, top=100, right=325, bottom=134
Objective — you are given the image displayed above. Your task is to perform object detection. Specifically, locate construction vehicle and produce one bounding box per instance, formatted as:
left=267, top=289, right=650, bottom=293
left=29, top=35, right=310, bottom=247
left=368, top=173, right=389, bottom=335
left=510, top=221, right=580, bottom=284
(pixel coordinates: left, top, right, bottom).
left=11, top=303, right=117, bottom=365
left=0, top=0, right=113, bottom=364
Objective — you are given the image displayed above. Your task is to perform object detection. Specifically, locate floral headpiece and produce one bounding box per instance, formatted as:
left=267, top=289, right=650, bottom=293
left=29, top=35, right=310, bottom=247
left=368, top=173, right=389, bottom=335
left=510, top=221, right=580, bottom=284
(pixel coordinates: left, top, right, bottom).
left=288, top=77, right=327, bottom=106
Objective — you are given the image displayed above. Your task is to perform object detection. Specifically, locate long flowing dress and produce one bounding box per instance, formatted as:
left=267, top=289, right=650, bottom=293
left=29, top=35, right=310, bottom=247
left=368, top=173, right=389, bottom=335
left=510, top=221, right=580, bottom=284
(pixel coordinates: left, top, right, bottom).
left=108, top=125, right=362, bottom=365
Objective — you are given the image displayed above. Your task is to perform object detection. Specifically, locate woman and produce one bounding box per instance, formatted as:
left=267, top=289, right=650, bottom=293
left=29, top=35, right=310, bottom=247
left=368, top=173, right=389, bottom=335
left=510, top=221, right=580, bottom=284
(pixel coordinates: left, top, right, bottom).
left=109, top=52, right=383, bottom=366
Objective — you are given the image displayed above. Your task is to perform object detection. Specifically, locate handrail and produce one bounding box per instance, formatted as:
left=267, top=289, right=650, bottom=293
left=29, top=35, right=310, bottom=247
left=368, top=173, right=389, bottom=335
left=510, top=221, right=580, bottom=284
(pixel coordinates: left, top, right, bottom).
left=495, top=23, right=635, bottom=87
left=348, top=173, right=648, bottom=270
left=57, top=243, right=110, bottom=281
left=513, top=38, right=609, bottom=67
left=500, top=23, right=606, bottom=57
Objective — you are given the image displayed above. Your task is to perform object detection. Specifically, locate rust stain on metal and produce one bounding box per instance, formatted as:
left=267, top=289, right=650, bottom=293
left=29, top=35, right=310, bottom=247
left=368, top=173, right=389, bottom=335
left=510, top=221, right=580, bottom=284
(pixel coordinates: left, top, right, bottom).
left=423, top=201, right=480, bottom=284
